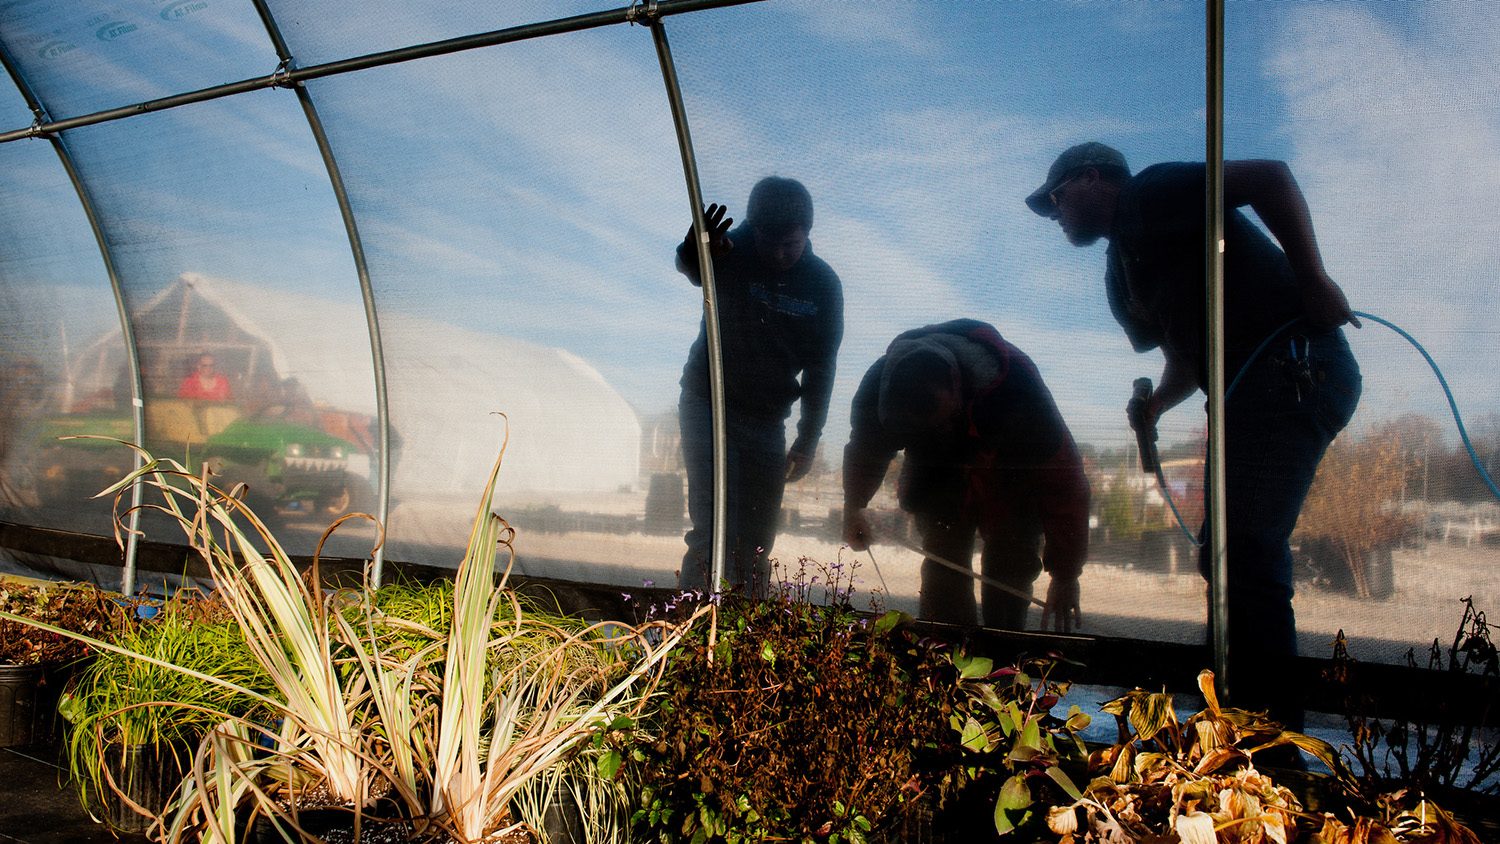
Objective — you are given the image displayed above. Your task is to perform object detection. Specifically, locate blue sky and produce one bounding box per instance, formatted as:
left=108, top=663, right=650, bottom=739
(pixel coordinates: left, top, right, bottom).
left=2, top=0, right=1497, bottom=461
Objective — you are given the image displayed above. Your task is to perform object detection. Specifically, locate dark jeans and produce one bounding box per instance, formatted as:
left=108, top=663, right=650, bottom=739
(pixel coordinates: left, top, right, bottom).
left=913, top=506, right=1043, bottom=630
left=1201, top=327, right=1361, bottom=725
left=678, top=390, right=788, bottom=594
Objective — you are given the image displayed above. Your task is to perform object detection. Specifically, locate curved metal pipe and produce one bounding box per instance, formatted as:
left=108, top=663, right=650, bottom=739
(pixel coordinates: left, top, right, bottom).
left=0, top=0, right=763, bottom=145
left=0, top=43, right=145, bottom=594
left=250, top=0, right=393, bottom=584
left=648, top=18, right=729, bottom=592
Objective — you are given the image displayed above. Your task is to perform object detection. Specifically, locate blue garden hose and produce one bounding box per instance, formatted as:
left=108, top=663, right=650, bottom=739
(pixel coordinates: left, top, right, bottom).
left=1154, top=310, right=1500, bottom=546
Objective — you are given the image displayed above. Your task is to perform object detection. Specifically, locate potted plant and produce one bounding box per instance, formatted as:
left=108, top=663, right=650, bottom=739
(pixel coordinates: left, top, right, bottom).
left=4, top=431, right=703, bottom=844
left=936, top=651, right=1091, bottom=840
left=59, top=590, right=271, bottom=833
left=0, top=579, right=119, bottom=747
left=1320, top=597, right=1497, bottom=842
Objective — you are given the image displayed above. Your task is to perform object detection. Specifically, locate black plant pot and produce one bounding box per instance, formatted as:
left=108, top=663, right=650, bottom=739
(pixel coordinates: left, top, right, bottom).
left=0, top=663, right=45, bottom=747
left=539, top=790, right=584, bottom=844
left=99, top=741, right=189, bottom=834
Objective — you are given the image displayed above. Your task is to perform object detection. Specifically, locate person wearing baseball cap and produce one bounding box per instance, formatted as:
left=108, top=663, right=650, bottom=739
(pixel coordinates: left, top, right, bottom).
left=1028, top=142, right=1362, bottom=736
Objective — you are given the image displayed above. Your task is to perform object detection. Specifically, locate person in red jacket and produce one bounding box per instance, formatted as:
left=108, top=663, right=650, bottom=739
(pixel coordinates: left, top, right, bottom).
left=842, top=320, right=1090, bottom=632
left=177, top=353, right=231, bottom=401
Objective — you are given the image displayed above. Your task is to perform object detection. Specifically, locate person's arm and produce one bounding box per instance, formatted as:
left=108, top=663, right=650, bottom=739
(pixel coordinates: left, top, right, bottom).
left=1224, top=160, right=1358, bottom=330
left=787, top=275, right=845, bottom=482
left=841, top=361, right=899, bottom=550
left=675, top=203, right=735, bottom=286
left=1036, top=432, right=1090, bottom=634
left=1144, top=345, right=1199, bottom=424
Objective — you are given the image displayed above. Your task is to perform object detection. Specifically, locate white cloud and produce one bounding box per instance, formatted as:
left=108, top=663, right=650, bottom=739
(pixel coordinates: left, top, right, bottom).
left=785, top=1, right=941, bottom=56
left=1268, top=4, right=1500, bottom=425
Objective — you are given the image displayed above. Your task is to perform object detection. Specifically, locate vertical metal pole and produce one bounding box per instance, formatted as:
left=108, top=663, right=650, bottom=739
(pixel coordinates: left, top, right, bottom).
left=1205, top=0, right=1231, bottom=700
left=0, top=45, right=145, bottom=595
left=250, top=0, right=393, bottom=584
left=649, top=18, right=729, bottom=593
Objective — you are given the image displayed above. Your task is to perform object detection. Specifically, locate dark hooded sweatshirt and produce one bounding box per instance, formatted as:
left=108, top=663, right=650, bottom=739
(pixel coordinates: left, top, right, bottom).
left=843, top=319, right=1090, bottom=579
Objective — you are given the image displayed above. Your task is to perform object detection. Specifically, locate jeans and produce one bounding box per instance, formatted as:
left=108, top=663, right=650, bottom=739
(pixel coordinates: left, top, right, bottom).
left=678, top=390, right=788, bottom=594
left=1200, top=326, right=1361, bottom=723
left=914, top=506, right=1043, bottom=630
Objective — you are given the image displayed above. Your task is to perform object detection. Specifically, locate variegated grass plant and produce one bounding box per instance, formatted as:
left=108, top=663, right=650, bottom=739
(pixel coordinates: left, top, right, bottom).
left=3, top=430, right=701, bottom=844
left=511, top=740, right=635, bottom=844
left=417, top=427, right=706, bottom=843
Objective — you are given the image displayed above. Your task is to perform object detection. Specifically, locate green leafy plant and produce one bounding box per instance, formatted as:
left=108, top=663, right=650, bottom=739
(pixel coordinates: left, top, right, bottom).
left=512, top=736, right=636, bottom=844
left=628, top=556, right=950, bottom=844
left=2, top=430, right=704, bottom=844
left=940, top=652, right=1091, bottom=837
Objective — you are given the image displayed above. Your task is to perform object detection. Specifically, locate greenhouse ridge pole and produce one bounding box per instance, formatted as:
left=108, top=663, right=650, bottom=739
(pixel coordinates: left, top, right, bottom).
left=250, top=0, right=393, bottom=585
left=1205, top=0, right=1231, bottom=700
left=0, top=43, right=146, bottom=595
left=646, top=14, right=729, bottom=593
left=0, top=0, right=763, bottom=145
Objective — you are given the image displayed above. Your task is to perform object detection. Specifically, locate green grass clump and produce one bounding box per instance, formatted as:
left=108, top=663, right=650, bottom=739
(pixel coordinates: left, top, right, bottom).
left=62, top=593, right=273, bottom=823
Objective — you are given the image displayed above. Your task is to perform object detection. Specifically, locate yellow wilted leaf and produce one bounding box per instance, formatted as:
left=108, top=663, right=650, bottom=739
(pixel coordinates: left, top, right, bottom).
left=1197, top=669, right=1221, bottom=717
left=1130, top=691, right=1175, bottom=742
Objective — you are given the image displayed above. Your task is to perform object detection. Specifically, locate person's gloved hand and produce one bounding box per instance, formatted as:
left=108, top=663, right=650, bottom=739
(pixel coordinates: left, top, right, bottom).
left=1126, top=379, right=1156, bottom=436
left=842, top=507, right=873, bottom=552
left=683, top=203, right=735, bottom=259
left=1041, top=575, right=1081, bottom=633
left=1299, top=270, right=1361, bottom=331
left=785, top=439, right=817, bottom=483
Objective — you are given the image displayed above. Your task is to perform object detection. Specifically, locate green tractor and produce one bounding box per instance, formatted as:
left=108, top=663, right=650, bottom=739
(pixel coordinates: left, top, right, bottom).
left=38, top=398, right=373, bottom=524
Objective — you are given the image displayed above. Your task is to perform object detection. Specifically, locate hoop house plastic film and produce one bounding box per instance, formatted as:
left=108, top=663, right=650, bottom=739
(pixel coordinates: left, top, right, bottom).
left=1226, top=1, right=1500, bottom=666
left=661, top=1, right=1211, bottom=636
left=287, top=25, right=690, bottom=584
left=0, top=84, right=123, bottom=538
left=2, top=107, right=375, bottom=562
left=263, top=0, right=604, bottom=67
left=0, top=0, right=272, bottom=117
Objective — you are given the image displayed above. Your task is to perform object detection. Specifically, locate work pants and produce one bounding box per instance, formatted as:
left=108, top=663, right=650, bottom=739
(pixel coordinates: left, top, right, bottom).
left=913, top=505, right=1043, bottom=630
left=678, top=389, right=788, bottom=595
left=1200, top=326, right=1361, bottom=727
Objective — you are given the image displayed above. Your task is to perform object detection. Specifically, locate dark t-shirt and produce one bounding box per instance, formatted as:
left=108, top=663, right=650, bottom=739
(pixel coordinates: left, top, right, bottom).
left=678, top=225, right=844, bottom=447
left=1106, top=162, right=1307, bottom=386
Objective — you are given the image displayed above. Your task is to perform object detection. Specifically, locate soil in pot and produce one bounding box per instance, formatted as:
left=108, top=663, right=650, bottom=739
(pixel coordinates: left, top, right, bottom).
left=248, top=800, right=416, bottom=844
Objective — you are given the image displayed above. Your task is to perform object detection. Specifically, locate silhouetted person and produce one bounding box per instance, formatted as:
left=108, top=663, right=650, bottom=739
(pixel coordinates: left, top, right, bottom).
left=842, top=320, right=1089, bottom=631
left=676, top=177, right=844, bottom=593
left=1027, top=142, right=1361, bottom=724
left=177, top=353, right=231, bottom=401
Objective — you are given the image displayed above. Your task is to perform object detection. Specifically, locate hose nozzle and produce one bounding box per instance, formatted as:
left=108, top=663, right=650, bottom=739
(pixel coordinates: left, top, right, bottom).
left=1129, top=377, right=1159, bottom=474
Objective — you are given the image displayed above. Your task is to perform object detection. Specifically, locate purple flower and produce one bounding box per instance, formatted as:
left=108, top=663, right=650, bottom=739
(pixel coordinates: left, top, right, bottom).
left=621, top=593, right=633, bottom=603
left=642, top=579, right=655, bottom=588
